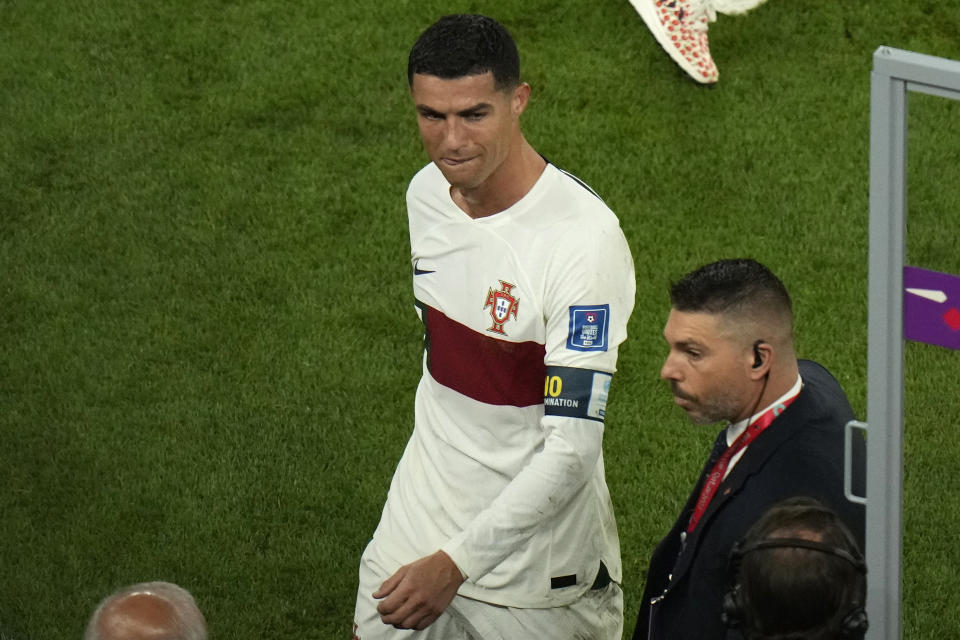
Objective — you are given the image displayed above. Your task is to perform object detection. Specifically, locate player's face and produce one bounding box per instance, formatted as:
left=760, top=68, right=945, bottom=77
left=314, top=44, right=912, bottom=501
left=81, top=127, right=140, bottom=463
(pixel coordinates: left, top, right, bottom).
left=410, top=72, right=527, bottom=191
left=660, top=309, right=755, bottom=424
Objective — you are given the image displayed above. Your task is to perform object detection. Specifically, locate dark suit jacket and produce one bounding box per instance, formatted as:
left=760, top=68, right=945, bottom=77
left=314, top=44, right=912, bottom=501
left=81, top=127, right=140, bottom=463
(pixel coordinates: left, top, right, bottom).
left=633, top=360, right=866, bottom=640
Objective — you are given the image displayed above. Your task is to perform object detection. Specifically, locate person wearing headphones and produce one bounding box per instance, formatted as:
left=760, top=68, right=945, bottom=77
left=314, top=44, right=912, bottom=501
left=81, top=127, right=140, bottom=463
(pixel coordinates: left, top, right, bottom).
left=632, top=258, right=866, bottom=640
left=722, top=497, right=868, bottom=640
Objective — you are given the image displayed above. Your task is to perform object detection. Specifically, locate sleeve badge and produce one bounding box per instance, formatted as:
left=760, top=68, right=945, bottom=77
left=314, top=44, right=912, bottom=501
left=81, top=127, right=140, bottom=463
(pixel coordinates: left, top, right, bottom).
left=566, top=304, right=610, bottom=351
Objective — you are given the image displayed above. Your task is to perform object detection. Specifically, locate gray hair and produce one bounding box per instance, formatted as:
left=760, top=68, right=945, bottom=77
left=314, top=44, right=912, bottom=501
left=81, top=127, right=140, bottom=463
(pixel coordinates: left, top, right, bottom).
left=85, top=581, right=207, bottom=640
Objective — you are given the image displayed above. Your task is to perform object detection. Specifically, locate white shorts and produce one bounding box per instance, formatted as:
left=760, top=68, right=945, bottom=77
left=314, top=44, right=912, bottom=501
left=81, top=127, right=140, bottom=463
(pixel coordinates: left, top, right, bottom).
left=354, top=544, right=623, bottom=640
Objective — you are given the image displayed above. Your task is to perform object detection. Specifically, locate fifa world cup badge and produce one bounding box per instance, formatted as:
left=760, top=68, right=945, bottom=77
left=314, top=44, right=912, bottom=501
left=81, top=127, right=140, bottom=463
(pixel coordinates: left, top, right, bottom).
left=567, top=304, right=610, bottom=351
left=483, top=280, right=519, bottom=335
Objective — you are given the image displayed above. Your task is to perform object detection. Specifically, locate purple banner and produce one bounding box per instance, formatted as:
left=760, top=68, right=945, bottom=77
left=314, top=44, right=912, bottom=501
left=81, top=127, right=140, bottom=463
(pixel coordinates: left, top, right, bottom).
left=904, top=266, right=960, bottom=351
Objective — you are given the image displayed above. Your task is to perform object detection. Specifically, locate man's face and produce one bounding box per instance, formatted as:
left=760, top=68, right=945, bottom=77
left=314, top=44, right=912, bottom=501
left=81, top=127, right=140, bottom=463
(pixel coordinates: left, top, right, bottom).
left=410, top=71, right=525, bottom=191
left=660, top=309, right=755, bottom=424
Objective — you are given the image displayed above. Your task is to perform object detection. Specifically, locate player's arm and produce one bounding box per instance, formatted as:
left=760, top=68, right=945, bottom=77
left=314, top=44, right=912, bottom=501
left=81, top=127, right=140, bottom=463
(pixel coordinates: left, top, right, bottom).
left=374, top=550, right=464, bottom=630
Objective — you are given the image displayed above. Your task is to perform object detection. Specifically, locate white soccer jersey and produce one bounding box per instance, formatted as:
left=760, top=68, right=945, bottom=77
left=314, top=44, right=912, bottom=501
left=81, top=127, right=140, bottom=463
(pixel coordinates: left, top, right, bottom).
left=366, top=161, right=635, bottom=609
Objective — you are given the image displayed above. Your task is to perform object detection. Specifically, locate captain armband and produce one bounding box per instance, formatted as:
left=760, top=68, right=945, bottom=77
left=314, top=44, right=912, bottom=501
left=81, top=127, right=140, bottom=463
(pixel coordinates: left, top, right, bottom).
left=543, top=366, right=612, bottom=422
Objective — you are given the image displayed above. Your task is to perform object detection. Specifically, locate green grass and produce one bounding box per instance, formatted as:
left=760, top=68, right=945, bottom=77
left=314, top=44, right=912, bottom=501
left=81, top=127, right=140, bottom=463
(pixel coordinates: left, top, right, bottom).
left=2, top=1, right=959, bottom=638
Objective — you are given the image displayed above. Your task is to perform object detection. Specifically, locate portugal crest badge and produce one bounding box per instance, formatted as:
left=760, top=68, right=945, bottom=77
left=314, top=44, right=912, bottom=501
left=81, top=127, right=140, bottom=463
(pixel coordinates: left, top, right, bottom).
left=483, top=280, right=519, bottom=335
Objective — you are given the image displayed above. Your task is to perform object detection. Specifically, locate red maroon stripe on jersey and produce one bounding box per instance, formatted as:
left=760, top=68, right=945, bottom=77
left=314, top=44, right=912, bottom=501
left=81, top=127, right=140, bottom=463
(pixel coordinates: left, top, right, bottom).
left=422, top=303, right=545, bottom=407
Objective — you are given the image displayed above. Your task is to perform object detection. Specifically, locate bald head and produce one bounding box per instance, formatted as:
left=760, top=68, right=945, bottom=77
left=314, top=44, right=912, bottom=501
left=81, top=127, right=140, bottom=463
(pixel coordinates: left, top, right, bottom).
left=85, top=582, right=207, bottom=640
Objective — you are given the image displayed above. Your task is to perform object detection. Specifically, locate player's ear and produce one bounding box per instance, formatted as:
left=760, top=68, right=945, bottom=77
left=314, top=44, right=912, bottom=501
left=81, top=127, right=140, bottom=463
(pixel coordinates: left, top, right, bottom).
left=512, top=82, right=531, bottom=116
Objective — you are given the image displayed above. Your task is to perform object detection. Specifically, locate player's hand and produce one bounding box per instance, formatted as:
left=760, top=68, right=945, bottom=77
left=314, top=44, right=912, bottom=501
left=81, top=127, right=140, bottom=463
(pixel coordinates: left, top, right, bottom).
left=373, top=550, right=465, bottom=630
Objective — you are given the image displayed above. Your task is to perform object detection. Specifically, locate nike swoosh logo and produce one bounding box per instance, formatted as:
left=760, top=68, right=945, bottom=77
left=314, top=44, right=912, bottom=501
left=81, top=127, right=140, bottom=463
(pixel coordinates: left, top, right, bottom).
left=413, top=259, right=435, bottom=276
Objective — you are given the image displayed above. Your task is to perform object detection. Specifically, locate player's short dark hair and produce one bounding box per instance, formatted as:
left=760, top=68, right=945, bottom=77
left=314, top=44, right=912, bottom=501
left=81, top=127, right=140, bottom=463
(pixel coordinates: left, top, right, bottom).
left=669, top=258, right=793, bottom=326
left=728, top=497, right=868, bottom=640
left=407, top=14, right=520, bottom=90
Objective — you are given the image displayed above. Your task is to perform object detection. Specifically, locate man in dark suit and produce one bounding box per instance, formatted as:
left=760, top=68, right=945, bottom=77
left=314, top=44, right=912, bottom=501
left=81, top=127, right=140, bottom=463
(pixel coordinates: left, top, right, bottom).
left=633, top=258, right=866, bottom=640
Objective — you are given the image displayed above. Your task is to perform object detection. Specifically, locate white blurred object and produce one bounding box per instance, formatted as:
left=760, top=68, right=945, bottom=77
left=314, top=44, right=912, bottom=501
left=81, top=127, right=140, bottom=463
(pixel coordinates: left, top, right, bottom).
left=629, top=0, right=719, bottom=83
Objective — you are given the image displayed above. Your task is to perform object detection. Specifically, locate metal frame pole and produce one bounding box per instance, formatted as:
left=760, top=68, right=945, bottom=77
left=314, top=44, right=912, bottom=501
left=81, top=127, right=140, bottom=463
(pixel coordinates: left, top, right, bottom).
left=867, top=46, right=960, bottom=640
left=867, top=47, right=907, bottom=640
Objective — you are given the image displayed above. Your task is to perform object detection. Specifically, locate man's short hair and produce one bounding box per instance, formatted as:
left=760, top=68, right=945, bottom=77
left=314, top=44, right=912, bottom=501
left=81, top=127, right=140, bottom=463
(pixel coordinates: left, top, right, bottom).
left=669, top=259, right=793, bottom=332
left=85, top=581, right=207, bottom=640
left=724, top=497, right=868, bottom=640
left=407, top=14, right=520, bottom=90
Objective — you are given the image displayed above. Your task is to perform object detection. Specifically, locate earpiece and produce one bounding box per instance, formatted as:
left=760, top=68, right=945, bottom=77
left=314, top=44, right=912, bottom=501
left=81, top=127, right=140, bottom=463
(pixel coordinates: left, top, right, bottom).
left=752, top=341, right=764, bottom=368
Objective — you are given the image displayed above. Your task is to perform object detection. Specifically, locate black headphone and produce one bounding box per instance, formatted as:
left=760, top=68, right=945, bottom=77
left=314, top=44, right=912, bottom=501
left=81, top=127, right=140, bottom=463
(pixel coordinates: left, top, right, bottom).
left=752, top=341, right=764, bottom=369
left=722, top=536, right=868, bottom=639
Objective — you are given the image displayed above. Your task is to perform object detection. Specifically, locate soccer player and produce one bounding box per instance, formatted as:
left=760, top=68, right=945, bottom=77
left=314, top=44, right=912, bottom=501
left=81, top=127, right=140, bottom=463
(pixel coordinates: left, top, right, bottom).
left=353, top=13, right=636, bottom=640
left=632, top=258, right=866, bottom=640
